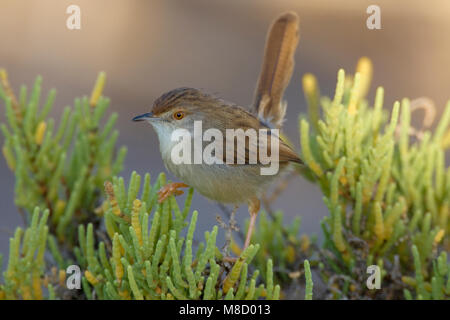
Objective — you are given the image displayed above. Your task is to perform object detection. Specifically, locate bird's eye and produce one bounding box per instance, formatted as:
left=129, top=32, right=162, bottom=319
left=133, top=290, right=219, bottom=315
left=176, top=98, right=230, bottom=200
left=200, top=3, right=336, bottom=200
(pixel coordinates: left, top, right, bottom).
left=173, top=111, right=185, bottom=120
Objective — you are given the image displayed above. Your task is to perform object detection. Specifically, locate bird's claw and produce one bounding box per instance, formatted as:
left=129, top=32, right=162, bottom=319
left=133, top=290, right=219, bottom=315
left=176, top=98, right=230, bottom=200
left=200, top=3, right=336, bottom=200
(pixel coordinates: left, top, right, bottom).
left=157, top=182, right=189, bottom=203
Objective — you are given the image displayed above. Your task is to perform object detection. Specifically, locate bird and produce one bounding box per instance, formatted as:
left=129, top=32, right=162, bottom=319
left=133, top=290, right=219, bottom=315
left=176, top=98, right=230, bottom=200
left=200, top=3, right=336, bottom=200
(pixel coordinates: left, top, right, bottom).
left=133, top=12, right=302, bottom=250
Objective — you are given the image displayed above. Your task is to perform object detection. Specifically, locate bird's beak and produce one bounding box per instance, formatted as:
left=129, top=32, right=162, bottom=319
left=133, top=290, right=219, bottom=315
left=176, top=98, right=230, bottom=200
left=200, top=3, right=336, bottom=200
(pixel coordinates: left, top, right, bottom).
left=132, top=112, right=156, bottom=122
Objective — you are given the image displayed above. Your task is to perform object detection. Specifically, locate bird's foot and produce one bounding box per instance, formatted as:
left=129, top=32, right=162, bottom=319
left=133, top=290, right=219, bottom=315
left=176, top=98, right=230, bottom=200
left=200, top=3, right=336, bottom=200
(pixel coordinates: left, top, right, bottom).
left=223, top=257, right=238, bottom=263
left=158, top=182, right=189, bottom=203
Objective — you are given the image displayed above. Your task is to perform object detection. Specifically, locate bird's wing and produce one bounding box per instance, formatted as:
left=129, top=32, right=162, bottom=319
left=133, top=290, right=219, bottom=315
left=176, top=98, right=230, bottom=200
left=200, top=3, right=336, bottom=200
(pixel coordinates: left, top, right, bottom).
left=218, top=128, right=303, bottom=166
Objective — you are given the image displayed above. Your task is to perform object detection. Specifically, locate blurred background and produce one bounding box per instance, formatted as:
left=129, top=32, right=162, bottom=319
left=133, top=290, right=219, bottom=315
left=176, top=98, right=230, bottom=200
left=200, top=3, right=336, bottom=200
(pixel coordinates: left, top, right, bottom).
left=1, top=0, right=450, bottom=262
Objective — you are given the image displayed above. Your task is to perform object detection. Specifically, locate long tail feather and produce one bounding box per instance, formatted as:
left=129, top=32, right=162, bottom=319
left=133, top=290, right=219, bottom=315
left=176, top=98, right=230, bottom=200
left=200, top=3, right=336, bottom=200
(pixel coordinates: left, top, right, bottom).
left=252, top=12, right=300, bottom=128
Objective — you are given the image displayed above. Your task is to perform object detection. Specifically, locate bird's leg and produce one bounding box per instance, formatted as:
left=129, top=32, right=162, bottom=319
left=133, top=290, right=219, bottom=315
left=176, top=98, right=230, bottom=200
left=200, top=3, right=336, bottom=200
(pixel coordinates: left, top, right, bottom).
left=158, top=182, right=189, bottom=203
left=243, top=197, right=260, bottom=250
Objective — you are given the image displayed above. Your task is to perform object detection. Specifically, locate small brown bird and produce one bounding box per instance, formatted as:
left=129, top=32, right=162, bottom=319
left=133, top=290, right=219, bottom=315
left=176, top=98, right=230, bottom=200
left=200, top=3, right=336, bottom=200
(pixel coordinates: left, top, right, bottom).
left=133, top=12, right=302, bottom=249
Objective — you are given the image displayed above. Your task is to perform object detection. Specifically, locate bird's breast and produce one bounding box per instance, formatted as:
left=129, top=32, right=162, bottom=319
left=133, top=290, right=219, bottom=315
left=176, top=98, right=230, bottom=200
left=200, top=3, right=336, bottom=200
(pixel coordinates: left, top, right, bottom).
left=162, top=155, right=278, bottom=204
left=154, top=122, right=282, bottom=204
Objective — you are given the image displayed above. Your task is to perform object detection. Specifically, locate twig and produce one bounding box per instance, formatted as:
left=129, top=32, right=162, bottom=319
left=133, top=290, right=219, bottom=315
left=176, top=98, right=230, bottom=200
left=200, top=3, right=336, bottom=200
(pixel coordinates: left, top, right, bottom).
left=216, top=205, right=239, bottom=257
left=216, top=203, right=245, bottom=242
